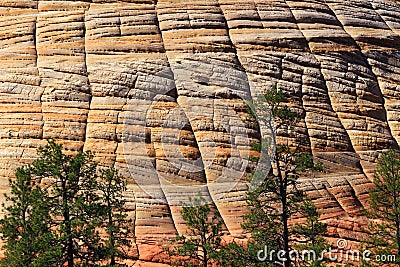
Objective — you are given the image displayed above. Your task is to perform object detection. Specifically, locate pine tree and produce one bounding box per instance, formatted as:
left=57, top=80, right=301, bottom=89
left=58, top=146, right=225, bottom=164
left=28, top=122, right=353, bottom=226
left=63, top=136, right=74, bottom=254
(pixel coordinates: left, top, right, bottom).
left=292, top=199, right=329, bottom=267
left=0, top=140, right=133, bottom=266
left=98, top=168, right=132, bottom=265
left=30, top=140, right=103, bottom=267
left=0, top=167, right=60, bottom=267
left=222, top=89, right=325, bottom=267
left=168, top=195, right=224, bottom=267
left=363, top=149, right=400, bottom=265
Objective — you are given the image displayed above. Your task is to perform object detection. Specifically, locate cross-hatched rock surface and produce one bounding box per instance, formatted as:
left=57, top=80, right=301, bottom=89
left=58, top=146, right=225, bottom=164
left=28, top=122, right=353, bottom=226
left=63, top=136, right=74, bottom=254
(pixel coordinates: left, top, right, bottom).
left=0, top=0, right=399, bottom=263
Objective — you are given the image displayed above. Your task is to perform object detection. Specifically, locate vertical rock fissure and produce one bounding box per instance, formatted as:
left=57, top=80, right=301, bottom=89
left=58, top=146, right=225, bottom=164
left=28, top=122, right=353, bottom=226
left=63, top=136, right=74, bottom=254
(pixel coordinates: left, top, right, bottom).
left=33, top=16, right=39, bottom=71
left=154, top=0, right=233, bottom=234
left=283, top=1, right=356, bottom=154
left=360, top=2, right=400, bottom=148
left=33, top=10, right=44, bottom=139
left=215, top=0, right=252, bottom=90
left=143, top=0, right=182, bottom=235
left=215, top=0, right=264, bottom=167
left=283, top=0, right=312, bottom=53
left=309, top=53, right=373, bottom=182
left=369, top=1, right=400, bottom=38
left=82, top=6, right=91, bottom=147
left=323, top=0, right=400, bottom=150
left=283, top=1, right=323, bottom=158
left=315, top=61, right=371, bottom=181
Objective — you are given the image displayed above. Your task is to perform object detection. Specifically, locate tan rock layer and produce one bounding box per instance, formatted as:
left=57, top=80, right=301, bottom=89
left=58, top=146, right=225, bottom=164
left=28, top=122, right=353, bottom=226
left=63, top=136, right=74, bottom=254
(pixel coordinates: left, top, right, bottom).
left=0, top=0, right=399, bottom=262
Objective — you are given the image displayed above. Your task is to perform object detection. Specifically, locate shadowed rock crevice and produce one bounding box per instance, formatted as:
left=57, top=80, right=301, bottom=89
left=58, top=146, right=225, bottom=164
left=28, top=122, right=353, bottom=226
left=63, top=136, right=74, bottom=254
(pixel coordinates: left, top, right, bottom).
left=0, top=4, right=45, bottom=180
left=316, top=1, right=399, bottom=179
left=153, top=2, right=223, bottom=236
left=82, top=5, right=92, bottom=147
left=156, top=0, right=256, bottom=236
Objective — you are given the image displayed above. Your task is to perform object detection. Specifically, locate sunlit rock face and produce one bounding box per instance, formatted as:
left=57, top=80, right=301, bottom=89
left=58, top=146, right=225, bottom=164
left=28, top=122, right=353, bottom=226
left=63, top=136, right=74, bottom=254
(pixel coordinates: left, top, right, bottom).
left=0, top=0, right=399, bottom=263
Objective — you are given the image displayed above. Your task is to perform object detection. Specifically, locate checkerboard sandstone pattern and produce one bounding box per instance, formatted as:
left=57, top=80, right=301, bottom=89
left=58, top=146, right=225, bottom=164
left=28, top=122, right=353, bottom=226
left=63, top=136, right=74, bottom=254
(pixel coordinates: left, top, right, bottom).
left=0, top=0, right=399, bottom=264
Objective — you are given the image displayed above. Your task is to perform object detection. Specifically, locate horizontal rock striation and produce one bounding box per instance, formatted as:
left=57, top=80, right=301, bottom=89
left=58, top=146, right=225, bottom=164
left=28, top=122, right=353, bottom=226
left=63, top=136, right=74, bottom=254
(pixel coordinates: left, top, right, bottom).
left=0, top=0, right=399, bottom=262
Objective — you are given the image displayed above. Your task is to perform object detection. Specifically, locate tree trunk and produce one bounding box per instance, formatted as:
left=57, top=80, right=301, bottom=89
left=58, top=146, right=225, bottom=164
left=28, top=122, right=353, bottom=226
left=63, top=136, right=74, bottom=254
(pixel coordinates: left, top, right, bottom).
left=393, top=190, right=400, bottom=260
left=67, top=233, right=73, bottom=267
left=202, top=233, right=207, bottom=267
left=281, top=188, right=290, bottom=267
left=109, top=202, right=115, bottom=265
left=395, top=210, right=400, bottom=259
left=396, top=225, right=400, bottom=260
left=276, top=157, right=290, bottom=267
left=62, top=179, right=74, bottom=267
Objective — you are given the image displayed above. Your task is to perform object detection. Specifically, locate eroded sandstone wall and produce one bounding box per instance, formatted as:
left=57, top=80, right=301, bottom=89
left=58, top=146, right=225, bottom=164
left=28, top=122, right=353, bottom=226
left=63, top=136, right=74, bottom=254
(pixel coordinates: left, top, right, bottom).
left=0, top=0, right=399, bottom=263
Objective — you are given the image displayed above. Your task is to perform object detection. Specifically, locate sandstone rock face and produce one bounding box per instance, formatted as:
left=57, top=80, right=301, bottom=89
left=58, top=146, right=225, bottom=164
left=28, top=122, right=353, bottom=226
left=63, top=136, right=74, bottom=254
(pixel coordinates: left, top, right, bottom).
left=0, top=0, right=399, bottom=262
